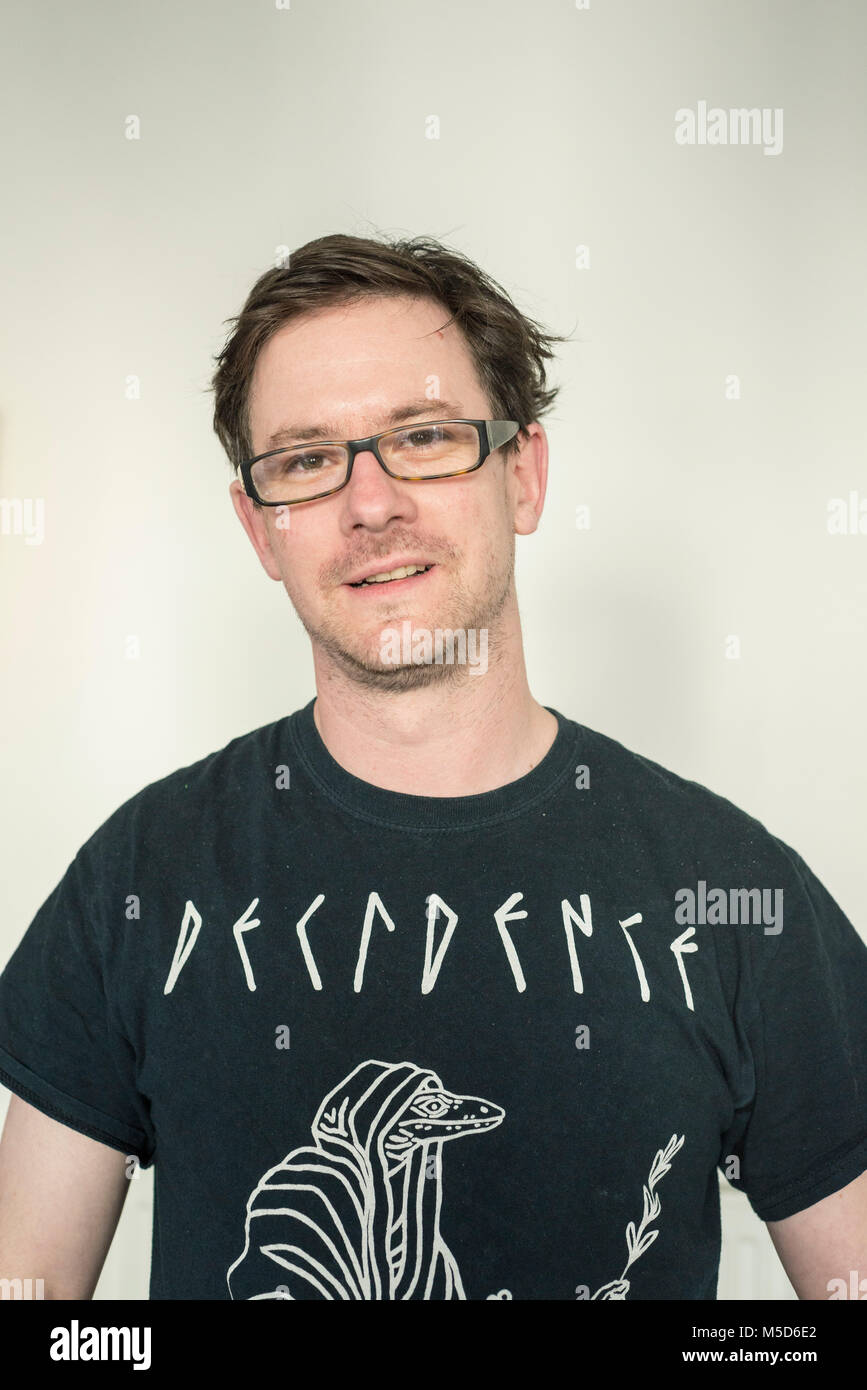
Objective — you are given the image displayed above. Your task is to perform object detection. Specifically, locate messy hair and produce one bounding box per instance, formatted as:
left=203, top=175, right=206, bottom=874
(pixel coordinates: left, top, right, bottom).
left=209, top=231, right=570, bottom=479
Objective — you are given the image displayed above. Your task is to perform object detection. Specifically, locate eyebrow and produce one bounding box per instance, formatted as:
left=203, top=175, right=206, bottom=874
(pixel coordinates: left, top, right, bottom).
left=262, top=398, right=467, bottom=450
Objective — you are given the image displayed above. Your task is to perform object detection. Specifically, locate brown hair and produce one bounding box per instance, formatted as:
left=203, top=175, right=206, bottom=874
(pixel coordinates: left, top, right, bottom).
left=209, top=232, right=571, bottom=484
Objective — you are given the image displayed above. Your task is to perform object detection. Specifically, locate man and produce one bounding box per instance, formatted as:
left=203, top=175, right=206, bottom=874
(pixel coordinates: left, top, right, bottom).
left=1, top=233, right=865, bottom=1301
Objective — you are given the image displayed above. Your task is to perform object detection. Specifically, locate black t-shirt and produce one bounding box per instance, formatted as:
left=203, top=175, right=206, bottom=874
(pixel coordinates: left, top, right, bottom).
left=1, top=700, right=866, bottom=1301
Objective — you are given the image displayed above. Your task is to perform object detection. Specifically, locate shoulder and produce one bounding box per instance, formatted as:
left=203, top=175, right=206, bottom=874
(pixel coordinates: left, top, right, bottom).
left=75, top=714, right=291, bottom=860
left=564, top=714, right=807, bottom=877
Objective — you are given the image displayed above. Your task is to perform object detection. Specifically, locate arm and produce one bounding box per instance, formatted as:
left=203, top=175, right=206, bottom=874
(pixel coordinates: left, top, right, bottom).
left=766, top=1166, right=867, bottom=1299
left=0, top=1093, right=131, bottom=1300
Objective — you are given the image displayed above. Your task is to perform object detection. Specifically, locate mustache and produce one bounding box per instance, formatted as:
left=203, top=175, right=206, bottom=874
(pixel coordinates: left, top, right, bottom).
left=326, top=537, right=459, bottom=585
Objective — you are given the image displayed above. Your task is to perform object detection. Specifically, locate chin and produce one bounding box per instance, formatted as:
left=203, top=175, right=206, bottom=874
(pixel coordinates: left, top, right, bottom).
left=333, top=645, right=467, bottom=693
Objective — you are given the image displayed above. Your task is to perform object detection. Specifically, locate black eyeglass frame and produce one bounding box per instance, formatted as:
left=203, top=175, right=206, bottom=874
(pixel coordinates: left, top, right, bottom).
left=238, top=418, right=522, bottom=506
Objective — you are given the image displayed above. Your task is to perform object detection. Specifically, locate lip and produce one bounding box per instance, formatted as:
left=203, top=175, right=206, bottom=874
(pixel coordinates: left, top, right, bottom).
left=343, top=558, right=436, bottom=587
left=341, top=564, right=433, bottom=592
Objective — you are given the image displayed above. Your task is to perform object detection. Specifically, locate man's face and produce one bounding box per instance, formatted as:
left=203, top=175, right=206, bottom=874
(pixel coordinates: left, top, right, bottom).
left=229, top=293, right=545, bottom=691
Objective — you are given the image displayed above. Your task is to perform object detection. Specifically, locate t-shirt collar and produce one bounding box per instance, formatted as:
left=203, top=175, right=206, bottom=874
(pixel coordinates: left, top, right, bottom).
left=286, top=698, right=579, bottom=831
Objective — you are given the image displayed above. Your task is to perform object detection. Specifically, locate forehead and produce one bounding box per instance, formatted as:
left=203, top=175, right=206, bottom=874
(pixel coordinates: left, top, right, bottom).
left=247, top=294, right=487, bottom=444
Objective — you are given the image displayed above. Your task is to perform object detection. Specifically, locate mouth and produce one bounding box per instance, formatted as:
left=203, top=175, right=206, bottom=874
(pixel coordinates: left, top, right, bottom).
left=345, top=563, right=436, bottom=593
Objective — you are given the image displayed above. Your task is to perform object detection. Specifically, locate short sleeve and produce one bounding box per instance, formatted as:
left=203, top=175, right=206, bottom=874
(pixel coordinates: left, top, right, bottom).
left=723, top=841, right=867, bottom=1221
left=0, top=844, right=155, bottom=1168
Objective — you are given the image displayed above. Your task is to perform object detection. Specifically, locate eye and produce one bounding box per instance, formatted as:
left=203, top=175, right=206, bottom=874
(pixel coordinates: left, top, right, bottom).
left=285, top=452, right=327, bottom=473
left=400, top=426, right=446, bottom=449
left=412, top=1095, right=450, bottom=1119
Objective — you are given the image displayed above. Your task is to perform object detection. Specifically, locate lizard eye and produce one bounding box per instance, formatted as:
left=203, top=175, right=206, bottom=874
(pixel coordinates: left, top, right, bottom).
left=412, top=1095, right=449, bottom=1119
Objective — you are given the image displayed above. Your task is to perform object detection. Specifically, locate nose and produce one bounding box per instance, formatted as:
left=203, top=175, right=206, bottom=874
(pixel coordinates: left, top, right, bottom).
left=340, top=447, right=413, bottom=523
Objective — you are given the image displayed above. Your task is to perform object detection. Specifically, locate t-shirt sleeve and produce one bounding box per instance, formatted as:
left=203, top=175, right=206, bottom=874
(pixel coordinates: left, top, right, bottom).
left=0, top=840, right=155, bottom=1168
left=722, top=840, right=867, bottom=1221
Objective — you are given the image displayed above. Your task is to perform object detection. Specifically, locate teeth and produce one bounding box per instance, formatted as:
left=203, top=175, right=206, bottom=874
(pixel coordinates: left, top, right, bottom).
left=359, top=564, right=430, bottom=586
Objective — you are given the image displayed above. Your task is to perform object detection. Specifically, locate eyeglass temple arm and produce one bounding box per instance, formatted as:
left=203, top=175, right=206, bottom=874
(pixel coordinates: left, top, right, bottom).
left=486, top=420, right=521, bottom=451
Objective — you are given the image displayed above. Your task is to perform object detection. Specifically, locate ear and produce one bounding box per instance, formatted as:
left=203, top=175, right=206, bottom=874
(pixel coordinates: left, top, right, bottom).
left=508, top=422, right=548, bottom=535
left=229, top=479, right=283, bottom=581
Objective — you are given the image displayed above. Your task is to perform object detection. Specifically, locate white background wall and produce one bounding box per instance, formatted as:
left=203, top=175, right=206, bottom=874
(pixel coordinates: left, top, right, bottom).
left=2, top=0, right=864, bottom=1300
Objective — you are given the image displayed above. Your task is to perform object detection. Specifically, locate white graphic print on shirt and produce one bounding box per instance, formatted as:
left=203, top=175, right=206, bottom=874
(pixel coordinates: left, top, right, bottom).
left=226, top=1057, right=686, bottom=1301
left=226, top=1061, right=505, bottom=1301
left=589, top=1133, right=685, bottom=1299
left=163, top=892, right=701, bottom=1008
left=226, top=1059, right=505, bottom=1300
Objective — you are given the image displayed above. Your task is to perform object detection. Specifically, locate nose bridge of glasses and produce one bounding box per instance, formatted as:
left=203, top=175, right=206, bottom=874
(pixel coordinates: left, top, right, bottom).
left=347, top=435, right=391, bottom=475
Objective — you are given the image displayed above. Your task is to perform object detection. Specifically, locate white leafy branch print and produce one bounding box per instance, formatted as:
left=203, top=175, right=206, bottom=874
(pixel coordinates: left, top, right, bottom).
left=590, top=1134, right=685, bottom=1300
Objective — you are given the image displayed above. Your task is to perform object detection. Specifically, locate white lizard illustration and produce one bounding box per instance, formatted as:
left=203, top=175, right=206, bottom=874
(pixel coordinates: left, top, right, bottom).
left=227, top=1059, right=505, bottom=1300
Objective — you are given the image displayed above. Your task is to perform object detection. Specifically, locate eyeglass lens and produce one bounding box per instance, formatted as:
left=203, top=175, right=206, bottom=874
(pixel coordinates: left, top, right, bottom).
left=251, top=421, right=482, bottom=503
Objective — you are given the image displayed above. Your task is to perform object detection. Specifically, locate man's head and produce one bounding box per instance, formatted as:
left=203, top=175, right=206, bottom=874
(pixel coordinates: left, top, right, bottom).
left=210, top=233, right=567, bottom=693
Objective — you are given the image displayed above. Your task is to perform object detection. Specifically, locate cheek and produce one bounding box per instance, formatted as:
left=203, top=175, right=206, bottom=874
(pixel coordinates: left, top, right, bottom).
left=268, top=520, right=321, bottom=583
left=260, top=527, right=299, bottom=597
left=271, top=507, right=294, bottom=539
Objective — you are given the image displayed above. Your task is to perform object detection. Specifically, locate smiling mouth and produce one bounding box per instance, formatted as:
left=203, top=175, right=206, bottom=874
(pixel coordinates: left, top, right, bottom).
left=348, top=564, right=435, bottom=589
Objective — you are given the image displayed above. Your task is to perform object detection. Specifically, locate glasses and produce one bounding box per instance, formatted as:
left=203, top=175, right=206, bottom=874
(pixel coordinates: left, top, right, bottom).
left=239, top=418, right=521, bottom=506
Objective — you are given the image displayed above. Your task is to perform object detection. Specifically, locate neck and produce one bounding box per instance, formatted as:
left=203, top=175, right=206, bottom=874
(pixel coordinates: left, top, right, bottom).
left=309, top=604, right=557, bottom=797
